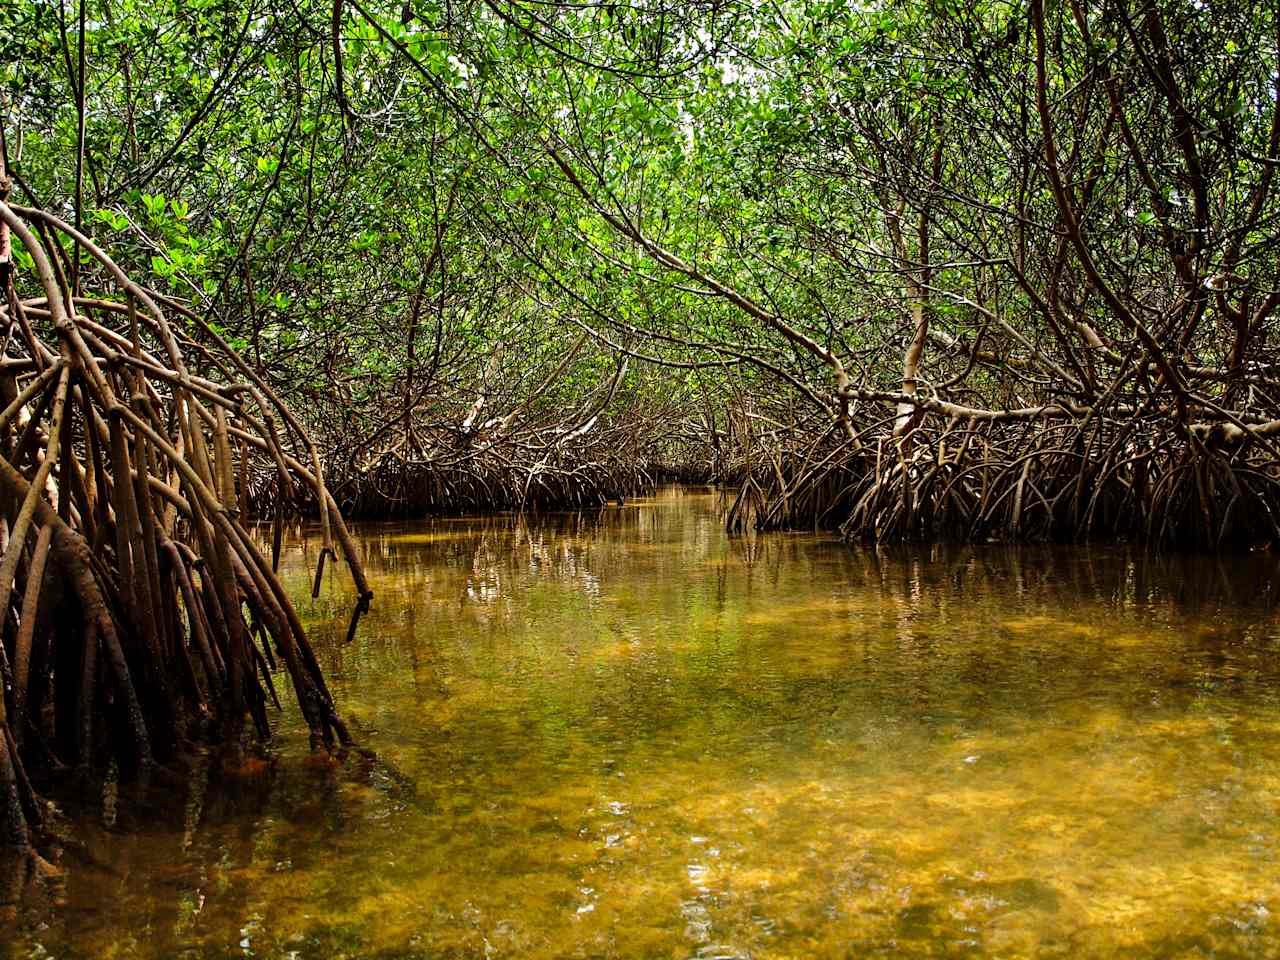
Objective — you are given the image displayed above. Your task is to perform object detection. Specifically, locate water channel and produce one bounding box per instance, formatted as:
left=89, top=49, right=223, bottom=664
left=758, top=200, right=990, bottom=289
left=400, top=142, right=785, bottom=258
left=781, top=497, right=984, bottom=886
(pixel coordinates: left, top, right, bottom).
left=9, top=487, right=1280, bottom=958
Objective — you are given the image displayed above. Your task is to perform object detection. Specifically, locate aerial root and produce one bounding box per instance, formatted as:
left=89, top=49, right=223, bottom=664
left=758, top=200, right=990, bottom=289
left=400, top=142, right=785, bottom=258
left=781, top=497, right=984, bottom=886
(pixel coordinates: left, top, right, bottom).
left=723, top=418, right=1280, bottom=548
left=0, top=199, right=370, bottom=873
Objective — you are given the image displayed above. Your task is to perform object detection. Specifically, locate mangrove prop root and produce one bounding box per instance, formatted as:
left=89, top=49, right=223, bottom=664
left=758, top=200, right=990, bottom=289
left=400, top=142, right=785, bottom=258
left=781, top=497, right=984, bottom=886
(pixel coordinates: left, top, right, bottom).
left=0, top=197, right=370, bottom=870
left=715, top=411, right=1280, bottom=549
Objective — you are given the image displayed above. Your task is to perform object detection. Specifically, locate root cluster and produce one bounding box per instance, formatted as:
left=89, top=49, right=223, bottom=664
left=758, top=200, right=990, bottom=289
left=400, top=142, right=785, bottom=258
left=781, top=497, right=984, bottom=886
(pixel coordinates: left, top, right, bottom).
left=723, top=414, right=1280, bottom=549
left=0, top=196, right=369, bottom=880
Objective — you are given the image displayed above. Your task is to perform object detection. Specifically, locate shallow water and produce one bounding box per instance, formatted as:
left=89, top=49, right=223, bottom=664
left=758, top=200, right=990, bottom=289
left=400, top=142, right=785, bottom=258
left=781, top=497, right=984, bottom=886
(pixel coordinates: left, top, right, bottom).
left=10, top=486, right=1280, bottom=959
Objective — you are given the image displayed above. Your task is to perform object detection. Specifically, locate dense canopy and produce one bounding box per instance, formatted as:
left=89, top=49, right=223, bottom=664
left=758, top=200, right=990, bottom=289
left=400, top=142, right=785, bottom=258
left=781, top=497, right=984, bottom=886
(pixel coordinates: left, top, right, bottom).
left=5, top=0, right=1280, bottom=540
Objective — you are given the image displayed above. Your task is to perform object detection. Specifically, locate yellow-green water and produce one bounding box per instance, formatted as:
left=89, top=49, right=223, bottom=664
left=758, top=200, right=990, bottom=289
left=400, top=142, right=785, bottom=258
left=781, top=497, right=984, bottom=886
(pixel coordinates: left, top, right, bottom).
left=10, top=486, right=1280, bottom=958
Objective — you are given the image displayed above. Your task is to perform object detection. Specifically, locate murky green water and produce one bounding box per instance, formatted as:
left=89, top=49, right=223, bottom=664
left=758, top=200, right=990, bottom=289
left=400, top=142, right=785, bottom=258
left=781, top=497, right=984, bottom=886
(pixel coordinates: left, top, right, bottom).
left=10, top=486, right=1280, bottom=958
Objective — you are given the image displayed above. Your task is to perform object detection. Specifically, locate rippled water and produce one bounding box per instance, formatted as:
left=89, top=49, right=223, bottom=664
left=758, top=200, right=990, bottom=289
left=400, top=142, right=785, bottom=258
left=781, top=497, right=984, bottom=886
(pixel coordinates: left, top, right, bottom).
left=10, top=486, right=1280, bottom=958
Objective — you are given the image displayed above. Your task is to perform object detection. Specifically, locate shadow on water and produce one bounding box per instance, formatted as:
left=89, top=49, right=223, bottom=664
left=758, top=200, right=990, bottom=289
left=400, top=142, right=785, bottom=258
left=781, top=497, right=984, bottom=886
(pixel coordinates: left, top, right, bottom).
left=9, top=486, right=1280, bottom=958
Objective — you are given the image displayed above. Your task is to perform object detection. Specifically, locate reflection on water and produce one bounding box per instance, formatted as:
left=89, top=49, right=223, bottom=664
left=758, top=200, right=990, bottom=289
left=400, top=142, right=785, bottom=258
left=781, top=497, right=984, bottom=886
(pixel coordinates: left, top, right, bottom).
left=10, top=486, right=1280, bottom=958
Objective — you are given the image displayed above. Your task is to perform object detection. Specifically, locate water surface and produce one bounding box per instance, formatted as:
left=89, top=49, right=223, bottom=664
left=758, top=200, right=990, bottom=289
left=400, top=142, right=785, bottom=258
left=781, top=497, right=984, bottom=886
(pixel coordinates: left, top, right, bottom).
left=10, top=487, right=1280, bottom=958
